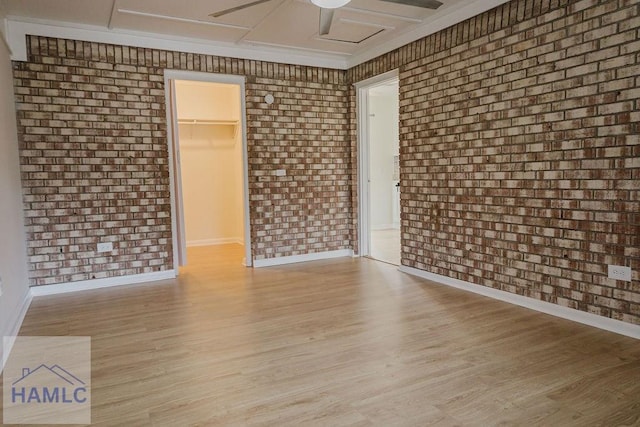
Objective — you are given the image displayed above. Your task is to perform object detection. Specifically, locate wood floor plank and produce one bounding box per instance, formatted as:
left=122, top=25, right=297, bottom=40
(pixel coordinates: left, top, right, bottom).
left=7, top=244, right=640, bottom=426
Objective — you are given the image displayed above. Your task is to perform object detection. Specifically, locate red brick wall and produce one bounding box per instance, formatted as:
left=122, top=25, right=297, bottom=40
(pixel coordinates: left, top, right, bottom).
left=246, top=77, right=352, bottom=258
left=13, top=37, right=352, bottom=286
left=350, top=0, right=639, bottom=324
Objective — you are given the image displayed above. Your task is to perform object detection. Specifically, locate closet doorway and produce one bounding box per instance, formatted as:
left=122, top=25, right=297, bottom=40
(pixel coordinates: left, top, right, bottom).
left=165, top=71, right=251, bottom=269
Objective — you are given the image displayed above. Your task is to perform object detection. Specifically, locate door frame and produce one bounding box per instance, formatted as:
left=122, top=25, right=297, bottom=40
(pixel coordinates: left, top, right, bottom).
left=355, top=69, right=399, bottom=258
left=164, top=70, right=252, bottom=270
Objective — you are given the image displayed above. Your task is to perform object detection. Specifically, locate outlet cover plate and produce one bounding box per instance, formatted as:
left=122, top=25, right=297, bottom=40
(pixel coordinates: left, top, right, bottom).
left=97, top=242, right=113, bottom=253
left=608, top=265, right=632, bottom=282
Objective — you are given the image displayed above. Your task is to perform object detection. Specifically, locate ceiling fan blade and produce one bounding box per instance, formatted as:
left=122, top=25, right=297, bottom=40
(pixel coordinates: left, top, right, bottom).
left=319, top=8, right=335, bottom=36
left=210, top=0, right=274, bottom=18
left=379, top=0, right=443, bottom=9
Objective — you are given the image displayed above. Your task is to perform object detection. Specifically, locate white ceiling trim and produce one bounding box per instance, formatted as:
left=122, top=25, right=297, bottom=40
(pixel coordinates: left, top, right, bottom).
left=108, top=0, right=117, bottom=29
left=311, top=35, right=360, bottom=46
left=6, top=0, right=511, bottom=70
left=346, top=0, right=511, bottom=68
left=338, top=18, right=395, bottom=30
left=341, top=5, right=423, bottom=24
left=116, top=8, right=252, bottom=31
left=6, top=17, right=350, bottom=68
left=243, top=39, right=353, bottom=56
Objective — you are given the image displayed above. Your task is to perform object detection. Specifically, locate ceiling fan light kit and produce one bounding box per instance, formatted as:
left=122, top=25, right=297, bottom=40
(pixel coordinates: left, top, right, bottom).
left=310, top=0, right=352, bottom=8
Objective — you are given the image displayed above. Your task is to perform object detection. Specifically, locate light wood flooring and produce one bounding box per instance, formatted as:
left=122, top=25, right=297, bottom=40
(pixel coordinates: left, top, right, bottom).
left=6, top=244, right=640, bottom=426
left=370, top=228, right=401, bottom=266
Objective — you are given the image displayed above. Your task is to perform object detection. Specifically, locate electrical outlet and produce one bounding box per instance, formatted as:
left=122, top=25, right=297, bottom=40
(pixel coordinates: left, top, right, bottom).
left=608, top=265, right=632, bottom=282
left=97, top=242, right=113, bottom=253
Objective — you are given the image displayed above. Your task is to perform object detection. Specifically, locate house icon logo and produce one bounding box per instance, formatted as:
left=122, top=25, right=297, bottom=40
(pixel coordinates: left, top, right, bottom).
left=11, top=364, right=88, bottom=405
left=3, top=336, right=91, bottom=425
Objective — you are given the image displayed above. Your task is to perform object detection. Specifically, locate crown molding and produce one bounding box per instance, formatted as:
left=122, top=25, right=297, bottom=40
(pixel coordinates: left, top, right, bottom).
left=6, top=17, right=350, bottom=69
left=6, top=0, right=511, bottom=70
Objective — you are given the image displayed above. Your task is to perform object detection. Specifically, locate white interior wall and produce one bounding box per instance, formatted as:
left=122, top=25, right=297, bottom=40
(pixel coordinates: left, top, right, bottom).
left=175, top=81, right=244, bottom=247
left=369, top=88, right=400, bottom=230
left=0, top=10, right=31, bottom=368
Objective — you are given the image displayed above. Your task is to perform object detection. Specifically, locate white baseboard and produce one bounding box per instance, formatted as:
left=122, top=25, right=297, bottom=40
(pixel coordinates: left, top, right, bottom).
left=30, top=270, right=177, bottom=297
left=187, top=238, right=244, bottom=247
left=253, top=249, right=354, bottom=268
left=2, top=290, right=33, bottom=372
left=400, top=266, right=640, bottom=340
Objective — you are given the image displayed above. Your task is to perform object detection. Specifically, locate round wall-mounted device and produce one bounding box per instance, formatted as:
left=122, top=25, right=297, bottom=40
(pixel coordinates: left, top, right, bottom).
left=264, top=94, right=275, bottom=105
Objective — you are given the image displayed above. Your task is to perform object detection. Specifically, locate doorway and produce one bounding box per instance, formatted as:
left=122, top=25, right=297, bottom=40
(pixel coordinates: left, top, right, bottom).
left=165, top=71, right=252, bottom=271
left=356, top=70, right=401, bottom=266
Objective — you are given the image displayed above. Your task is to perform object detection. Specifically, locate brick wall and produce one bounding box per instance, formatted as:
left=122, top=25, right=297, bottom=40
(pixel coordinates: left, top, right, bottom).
left=10, top=0, right=640, bottom=325
left=13, top=36, right=351, bottom=286
left=246, top=77, right=351, bottom=259
left=350, top=0, right=640, bottom=324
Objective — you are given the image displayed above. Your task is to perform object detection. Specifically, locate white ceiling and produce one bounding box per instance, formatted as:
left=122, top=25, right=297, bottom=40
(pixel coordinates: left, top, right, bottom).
left=2, top=0, right=509, bottom=69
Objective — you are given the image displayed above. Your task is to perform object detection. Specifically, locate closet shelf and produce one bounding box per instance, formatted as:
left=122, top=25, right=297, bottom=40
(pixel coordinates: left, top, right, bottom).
left=178, top=119, right=239, bottom=137
left=178, top=119, right=239, bottom=126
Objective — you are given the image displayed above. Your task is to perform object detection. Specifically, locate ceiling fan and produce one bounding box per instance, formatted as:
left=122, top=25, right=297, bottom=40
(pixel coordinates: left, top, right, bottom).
left=210, top=0, right=443, bottom=36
